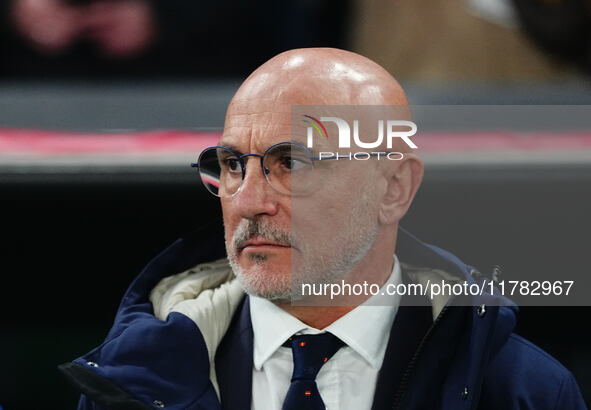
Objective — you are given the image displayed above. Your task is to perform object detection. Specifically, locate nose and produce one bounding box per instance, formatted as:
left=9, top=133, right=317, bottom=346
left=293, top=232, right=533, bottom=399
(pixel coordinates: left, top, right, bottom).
left=233, top=157, right=279, bottom=219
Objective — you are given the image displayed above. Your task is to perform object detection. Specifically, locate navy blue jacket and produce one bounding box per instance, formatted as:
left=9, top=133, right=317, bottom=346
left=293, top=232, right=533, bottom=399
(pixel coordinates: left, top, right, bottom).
left=59, top=225, right=587, bottom=409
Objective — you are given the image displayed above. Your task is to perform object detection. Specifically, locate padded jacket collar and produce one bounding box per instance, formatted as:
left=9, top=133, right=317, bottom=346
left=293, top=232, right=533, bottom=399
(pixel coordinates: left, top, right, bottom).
left=59, top=224, right=532, bottom=410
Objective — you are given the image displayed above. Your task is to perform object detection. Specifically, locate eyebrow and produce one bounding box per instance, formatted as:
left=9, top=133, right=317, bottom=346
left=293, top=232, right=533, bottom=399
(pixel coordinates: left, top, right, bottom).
left=217, top=142, right=245, bottom=156
left=268, top=144, right=291, bottom=153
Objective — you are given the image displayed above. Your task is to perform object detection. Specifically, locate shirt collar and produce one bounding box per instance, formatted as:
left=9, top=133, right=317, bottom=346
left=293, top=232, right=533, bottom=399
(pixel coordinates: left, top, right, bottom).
left=250, top=255, right=402, bottom=370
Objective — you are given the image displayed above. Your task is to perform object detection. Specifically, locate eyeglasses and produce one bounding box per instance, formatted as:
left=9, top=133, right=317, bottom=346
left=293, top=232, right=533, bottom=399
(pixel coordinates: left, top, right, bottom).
left=191, top=141, right=392, bottom=197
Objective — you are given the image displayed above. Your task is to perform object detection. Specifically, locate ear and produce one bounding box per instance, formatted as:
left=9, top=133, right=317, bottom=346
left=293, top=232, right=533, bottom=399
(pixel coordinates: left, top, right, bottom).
left=378, top=154, right=424, bottom=225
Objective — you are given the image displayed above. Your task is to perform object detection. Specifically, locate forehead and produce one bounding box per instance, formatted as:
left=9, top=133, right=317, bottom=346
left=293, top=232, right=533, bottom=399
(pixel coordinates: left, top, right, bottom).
left=220, top=98, right=293, bottom=152
left=220, top=99, right=351, bottom=153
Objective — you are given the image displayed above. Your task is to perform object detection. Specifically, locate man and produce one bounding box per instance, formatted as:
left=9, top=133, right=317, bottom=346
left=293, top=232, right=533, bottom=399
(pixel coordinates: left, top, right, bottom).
left=59, top=48, right=587, bottom=409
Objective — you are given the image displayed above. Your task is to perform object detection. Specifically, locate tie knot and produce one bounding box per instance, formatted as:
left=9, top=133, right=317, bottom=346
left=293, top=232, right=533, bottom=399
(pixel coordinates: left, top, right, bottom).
left=287, top=333, right=344, bottom=381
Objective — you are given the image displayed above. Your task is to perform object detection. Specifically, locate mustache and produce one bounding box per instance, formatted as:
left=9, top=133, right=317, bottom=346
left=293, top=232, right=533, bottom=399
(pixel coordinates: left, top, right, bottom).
left=232, top=219, right=295, bottom=250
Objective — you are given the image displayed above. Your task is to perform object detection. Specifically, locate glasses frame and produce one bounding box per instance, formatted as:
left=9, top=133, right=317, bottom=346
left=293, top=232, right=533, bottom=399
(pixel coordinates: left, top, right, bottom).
left=191, top=141, right=396, bottom=197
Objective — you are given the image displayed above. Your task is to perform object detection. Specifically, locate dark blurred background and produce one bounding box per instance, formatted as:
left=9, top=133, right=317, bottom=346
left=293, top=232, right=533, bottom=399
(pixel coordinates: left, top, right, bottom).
left=2, top=0, right=591, bottom=80
left=0, top=0, right=350, bottom=79
left=1, top=0, right=591, bottom=409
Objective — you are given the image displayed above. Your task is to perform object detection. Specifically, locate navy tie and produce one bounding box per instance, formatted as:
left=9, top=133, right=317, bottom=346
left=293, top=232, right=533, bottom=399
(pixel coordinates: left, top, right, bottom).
left=282, top=333, right=345, bottom=410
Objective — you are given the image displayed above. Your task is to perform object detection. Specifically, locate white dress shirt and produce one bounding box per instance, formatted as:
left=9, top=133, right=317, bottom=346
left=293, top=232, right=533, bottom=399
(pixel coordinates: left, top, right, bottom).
left=250, top=255, right=402, bottom=410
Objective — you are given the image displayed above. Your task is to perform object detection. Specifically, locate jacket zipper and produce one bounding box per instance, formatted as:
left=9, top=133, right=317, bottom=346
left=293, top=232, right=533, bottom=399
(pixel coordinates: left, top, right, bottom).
left=391, top=305, right=451, bottom=410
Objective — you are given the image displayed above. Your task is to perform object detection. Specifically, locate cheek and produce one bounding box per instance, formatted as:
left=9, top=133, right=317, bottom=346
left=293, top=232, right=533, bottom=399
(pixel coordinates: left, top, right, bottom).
left=221, top=200, right=238, bottom=239
left=291, top=194, right=344, bottom=241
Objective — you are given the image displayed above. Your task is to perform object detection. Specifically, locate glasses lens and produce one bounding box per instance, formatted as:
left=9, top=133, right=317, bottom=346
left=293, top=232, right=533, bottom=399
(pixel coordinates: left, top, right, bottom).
left=198, top=147, right=242, bottom=197
left=263, top=143, right=314, bottom=195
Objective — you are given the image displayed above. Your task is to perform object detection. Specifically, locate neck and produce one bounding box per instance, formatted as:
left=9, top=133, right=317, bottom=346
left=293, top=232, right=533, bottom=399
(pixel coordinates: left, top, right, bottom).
left=276, top=304, right=357, bottom=329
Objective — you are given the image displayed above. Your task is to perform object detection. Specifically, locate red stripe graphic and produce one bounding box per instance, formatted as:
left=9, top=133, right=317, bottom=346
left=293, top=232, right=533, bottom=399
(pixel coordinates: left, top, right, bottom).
left=1, top=129, right=591, bottom=155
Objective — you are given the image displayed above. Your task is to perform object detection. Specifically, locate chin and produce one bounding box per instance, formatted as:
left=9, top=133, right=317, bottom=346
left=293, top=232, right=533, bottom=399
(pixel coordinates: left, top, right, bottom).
left=238, top=251, right=291, bottom=274
left=232, top=259, right=293, bottom=301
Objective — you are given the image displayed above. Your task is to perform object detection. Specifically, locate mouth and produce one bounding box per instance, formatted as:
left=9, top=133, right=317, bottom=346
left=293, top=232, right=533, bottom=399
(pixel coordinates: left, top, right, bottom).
left=240, top=237, right=292, bottom=252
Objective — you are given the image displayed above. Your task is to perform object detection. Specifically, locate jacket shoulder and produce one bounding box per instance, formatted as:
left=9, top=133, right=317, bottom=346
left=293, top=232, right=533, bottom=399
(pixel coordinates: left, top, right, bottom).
left=479, top=333, right=587, bottom=409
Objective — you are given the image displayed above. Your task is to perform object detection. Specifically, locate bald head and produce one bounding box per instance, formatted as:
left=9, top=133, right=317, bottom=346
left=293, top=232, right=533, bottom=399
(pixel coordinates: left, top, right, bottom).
left=230, top=48, right=408, bottom=110
left=224, top=48, right=413, bottom=155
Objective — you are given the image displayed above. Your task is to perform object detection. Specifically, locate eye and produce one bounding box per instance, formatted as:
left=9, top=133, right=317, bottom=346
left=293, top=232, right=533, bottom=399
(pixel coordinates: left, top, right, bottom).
left=220, top=157, right=241, bottom=173
left=280, top=155, right=309, bottom=171
left=228, top=158, right=242, bottom=172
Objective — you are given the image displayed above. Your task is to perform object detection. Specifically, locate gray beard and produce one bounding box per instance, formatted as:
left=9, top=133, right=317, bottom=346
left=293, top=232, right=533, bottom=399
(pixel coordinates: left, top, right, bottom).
left=225, top=192, right=379, bottom=303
